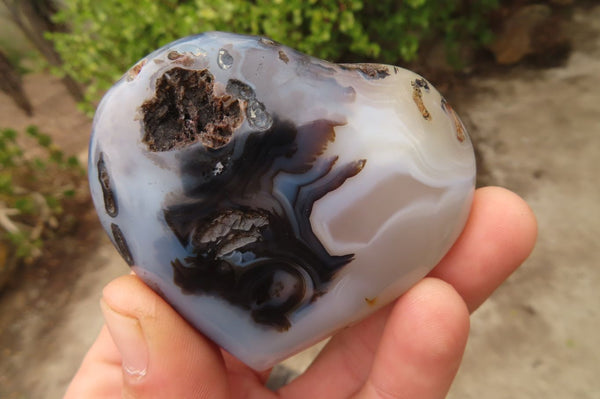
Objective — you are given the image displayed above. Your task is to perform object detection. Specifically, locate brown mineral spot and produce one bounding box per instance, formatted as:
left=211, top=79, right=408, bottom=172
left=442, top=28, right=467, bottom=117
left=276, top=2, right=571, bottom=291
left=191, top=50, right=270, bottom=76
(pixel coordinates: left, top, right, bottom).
left=178, top=55, right=195, bottom=67
left=167, top=51, right=183, bottom=60
left=365, top=297, right=377, bottom=306
left=413, top=78, right=430, bottom=91
left=141, top=67, right=244, bottom=151
left=167, top=50, right=195, bottom=66
left=340, top=63, right=390, bottom=79
left=278, top=50, right=289, bottom=64
left=442, top=99, right=466, bottom=142
left=450, top=112, right=466, bottom=142
left=126, top=59, right=147, bottom=81
left=411, top=80, right=431, bottom=121
left=259, top=37, right=277, bottom=46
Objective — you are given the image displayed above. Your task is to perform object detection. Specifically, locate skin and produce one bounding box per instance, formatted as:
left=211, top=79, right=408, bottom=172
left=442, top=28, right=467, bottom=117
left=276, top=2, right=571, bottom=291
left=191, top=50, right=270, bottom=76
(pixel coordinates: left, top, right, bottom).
left=65, top=186, right=537, bottom=399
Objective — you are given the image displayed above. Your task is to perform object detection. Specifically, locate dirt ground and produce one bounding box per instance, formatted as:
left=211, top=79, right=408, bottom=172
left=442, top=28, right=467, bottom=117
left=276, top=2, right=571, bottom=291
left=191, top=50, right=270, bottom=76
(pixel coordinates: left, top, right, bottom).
left=446, top=5, right=600, bottom=397
left=0, top=4, right=599, bottom=398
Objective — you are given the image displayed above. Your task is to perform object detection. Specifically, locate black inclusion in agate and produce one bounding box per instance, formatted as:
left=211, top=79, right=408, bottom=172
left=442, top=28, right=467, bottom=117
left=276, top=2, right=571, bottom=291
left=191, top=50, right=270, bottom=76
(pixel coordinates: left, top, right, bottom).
left=164, top=118, right=366, bottom=331
left=111, top=223, right=134, bottom=266
left=97, top=152, right=118, bottom=217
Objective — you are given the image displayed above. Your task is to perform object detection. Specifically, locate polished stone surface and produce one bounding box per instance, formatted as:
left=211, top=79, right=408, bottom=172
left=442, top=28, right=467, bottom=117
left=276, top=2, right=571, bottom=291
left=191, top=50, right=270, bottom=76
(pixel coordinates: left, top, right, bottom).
left=88, top=32, right=475, bottom=369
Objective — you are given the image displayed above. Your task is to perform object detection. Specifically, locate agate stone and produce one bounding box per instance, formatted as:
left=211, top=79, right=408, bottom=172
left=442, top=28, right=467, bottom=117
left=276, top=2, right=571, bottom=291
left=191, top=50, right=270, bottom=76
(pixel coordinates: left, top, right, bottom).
left=88, top=32, right=476, bottom=370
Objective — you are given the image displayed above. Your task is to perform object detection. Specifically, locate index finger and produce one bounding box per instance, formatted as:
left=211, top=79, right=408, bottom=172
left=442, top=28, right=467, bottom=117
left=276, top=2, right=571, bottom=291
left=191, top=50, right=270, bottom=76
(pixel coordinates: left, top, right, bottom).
left=429, top=186, right=537, bottom=312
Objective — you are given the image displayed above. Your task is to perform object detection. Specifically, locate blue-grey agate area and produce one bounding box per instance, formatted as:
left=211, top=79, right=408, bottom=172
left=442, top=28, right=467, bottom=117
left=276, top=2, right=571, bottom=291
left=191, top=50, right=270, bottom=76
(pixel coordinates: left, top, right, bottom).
left=88, top=32, right=476, bottom=370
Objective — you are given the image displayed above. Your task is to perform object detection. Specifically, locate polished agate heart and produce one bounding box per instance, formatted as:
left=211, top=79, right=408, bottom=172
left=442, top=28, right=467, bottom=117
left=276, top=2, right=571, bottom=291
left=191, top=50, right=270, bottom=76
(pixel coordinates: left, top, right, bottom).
left=89, top=32, right=475, bottom=370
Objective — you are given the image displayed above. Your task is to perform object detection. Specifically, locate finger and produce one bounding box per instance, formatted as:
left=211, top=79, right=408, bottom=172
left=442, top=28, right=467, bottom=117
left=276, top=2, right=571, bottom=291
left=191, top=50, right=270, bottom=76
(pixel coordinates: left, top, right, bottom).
left=429, top=186, right=537, bottom=312
left=220, top=349, right=276, bottom=398
left=64, top=327, right=123, bottom=398
left=353, top=278, right=469, bottom=399
left=282, top=186, right=535, bottom=398
left=278, top=300, right=395, bottom=399
left=101, top=274, right=229, bottom=399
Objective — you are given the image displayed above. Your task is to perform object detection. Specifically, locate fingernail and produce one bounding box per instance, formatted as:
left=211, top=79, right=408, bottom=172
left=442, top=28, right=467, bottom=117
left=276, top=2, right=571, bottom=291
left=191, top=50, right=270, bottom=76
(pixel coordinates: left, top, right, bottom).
left=101, top=299, right=149, bottom=379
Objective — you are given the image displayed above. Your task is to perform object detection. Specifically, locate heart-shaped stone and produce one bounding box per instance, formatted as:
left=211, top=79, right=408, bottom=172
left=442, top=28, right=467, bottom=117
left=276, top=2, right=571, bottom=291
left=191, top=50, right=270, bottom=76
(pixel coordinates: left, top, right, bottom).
left=89, top=32, right=475, bottom=370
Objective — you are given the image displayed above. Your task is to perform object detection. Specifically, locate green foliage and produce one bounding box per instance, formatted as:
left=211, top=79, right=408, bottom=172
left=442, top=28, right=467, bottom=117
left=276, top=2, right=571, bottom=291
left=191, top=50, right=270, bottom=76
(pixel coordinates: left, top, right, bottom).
left=49, top=0, right=500, bottom=111
left=0, top=126, right=87, bottom=264
left=6, top=231, right=42, bottom=259
left=0, top=23, right=44, bottom=76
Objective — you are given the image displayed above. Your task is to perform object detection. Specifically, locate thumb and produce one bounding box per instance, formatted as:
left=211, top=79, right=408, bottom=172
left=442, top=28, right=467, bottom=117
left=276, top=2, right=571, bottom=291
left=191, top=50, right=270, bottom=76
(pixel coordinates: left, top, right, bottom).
left=101, top=274, right=229, bottom=399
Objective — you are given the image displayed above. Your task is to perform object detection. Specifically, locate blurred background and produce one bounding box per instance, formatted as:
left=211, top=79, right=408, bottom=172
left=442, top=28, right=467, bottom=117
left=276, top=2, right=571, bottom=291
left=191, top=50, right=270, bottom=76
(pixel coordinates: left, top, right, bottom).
left=0, top=0, right=598, bottom=398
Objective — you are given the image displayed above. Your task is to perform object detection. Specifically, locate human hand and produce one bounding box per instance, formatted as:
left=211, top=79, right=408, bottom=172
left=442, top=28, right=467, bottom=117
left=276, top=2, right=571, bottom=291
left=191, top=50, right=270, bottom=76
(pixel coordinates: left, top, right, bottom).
left=65, top=186, right=537, bottom=399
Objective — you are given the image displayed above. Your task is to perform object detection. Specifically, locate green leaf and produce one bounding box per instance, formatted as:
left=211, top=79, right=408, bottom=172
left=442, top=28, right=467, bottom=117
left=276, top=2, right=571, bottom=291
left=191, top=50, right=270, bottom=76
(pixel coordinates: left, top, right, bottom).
left=2, top=128, right=17, bottom=141
left=25, top=125, right=39, bottom=137
left=14, top=197, right=36, bottom=214
left=0, top=174, right=13, bottom=194
left=45, top=195, right=61, bottom=211
left=37, top=134, right=53, bottom=148
left=67, top=156, right=80, bottom=167
left=50, top=150, right=64, bottom=164
left=33, top=158, right=47, bottom=170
